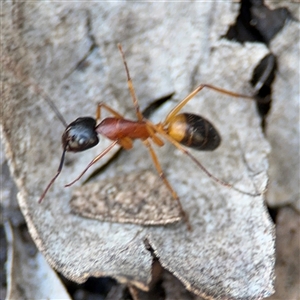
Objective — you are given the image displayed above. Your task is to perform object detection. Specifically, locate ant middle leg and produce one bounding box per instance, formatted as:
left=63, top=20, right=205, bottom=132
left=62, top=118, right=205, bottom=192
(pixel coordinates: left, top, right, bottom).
left=118, top=44, right=144, bottom=122
left=146, top=124, right=164, bottom=147
left=142, top=139, right=192, bottom=230
left=163, top=84, right=253, bottom=125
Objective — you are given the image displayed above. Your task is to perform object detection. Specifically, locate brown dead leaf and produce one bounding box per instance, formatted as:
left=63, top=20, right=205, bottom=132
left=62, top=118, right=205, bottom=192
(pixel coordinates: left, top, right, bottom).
left=70, top=170, right=182, bottom=225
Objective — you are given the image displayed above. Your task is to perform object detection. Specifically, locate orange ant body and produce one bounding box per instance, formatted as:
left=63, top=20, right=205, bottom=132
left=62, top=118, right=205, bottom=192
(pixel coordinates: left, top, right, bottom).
left=38, top=44, right=259, bottom=229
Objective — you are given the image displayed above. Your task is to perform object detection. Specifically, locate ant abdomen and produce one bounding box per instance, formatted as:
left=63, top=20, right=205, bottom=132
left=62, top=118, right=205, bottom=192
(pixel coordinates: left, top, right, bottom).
left=167, top=113, right=221, bottom=151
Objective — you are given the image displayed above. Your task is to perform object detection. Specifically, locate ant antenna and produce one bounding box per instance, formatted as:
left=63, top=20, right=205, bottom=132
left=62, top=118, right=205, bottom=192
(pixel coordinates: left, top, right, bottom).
left=38, top=145, right=67, bottom=203
left=3, top=54, right=71, bottom=202
left=2, top=55, right=68, bottom=127
left=38, top=88, right=68, bottom=127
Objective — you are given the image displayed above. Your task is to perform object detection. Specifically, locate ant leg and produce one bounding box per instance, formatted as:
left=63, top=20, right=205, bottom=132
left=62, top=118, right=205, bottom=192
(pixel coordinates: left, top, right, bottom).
left=65, top=140, right=118, bottom=187
left=163, top=84, right=253, bottom=125
left=118, top=137, right=133, bottom=150
left=146, top=124, right=164, bottom=147
left=96, top=102, right=125, bottom=122
left=142, top=139, right=192, bottom=230
left=118, top=44, right=144, bottom=121
left=146, top=120, right=261, bottom=197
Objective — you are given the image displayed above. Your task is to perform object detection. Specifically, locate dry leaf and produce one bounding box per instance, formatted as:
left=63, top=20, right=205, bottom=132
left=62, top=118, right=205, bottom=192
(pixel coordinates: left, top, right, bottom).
left=2, top=2, right=275, bottom=299
left=71, top=171, right=182, bottom=225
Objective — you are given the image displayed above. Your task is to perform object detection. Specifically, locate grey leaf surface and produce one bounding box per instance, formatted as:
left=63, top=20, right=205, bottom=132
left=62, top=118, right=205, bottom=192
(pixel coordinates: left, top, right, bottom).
left=265, top=2, right=300, bottom=210
left=4, top=222, right=71, bottom=300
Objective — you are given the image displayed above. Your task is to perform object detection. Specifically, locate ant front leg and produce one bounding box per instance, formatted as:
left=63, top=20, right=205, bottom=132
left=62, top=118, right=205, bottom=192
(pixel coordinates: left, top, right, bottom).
left=65, top=140, right=119, bottom=187
left=96, top=102, right=125, bottom=122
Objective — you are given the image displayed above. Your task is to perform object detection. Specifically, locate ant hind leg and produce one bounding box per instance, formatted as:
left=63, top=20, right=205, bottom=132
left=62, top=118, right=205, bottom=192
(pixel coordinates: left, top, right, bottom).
left=146, top=120, right=261, bottom=197
left=163, top=84, right=253, bottom=126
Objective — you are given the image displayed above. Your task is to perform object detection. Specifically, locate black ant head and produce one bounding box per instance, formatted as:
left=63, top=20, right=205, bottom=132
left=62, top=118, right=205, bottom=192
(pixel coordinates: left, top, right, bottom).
left=39, top=117, right=99, bottom=203
left=62, top=117, right=99, bottom=152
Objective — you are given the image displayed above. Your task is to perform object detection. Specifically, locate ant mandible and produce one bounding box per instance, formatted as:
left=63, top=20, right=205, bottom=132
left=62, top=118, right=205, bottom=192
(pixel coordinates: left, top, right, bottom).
left=39, top=44, right=260, bottom=229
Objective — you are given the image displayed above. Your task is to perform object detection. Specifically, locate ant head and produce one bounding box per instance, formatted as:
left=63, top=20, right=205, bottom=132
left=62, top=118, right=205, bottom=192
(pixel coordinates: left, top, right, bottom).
left=63, top=117, right=99, bottom=152
left=39, top=117, right=99, bottom=203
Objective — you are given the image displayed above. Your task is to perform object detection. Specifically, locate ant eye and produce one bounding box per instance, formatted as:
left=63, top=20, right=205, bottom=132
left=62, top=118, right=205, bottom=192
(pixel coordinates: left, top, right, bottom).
left=78, top=137, right=86, bottom=145
left=70, top=135, right=86, bottom=146
left=62, top=117, right=99, bottom=152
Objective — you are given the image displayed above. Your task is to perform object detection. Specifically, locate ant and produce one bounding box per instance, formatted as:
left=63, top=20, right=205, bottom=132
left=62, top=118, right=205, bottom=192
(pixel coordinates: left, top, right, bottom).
left=35, top=44, right=260, bottom=229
